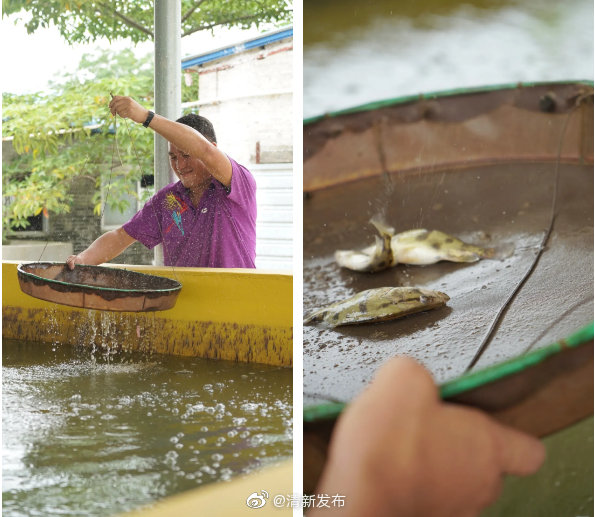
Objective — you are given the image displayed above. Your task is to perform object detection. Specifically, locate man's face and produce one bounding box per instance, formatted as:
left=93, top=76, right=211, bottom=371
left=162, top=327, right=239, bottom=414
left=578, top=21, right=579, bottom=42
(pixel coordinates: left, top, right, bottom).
left=168, top=142, right=212, bottom=189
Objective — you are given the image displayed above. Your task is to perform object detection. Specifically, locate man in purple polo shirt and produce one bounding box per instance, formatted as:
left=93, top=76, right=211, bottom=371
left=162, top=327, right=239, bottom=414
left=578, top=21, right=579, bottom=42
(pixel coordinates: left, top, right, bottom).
left=66, top=95, right=256, bottom=269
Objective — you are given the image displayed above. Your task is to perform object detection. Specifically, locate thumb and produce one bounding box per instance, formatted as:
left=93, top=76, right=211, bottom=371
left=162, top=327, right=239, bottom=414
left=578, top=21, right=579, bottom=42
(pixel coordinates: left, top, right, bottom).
left=493, top=423, right=546, bottom=476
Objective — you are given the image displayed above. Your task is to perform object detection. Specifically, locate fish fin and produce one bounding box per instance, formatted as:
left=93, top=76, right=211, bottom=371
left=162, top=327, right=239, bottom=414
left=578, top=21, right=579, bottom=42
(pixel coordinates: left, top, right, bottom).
left=369, top=217, right=395, bottom=237
left=335, top=249, right=374, bottom=271
left=479, top=247, right=496, bottom=259
left=303, top=309, right=321, bottom=324
left=442, top=248, right=481, bottom=263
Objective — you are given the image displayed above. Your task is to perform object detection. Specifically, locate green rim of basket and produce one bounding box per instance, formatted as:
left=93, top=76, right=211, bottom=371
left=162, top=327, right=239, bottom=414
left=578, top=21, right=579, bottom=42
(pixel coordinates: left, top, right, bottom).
left=303, top=80, right=594, bottom=125
left=17, top=262, right=182, bottom=294
left=303, top=321, right=594, bottom=423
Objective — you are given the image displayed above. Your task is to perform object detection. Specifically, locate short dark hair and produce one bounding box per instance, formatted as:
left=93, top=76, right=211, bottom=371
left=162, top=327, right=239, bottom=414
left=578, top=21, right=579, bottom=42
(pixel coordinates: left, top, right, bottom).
left=176, top=113, right=217, bottom=143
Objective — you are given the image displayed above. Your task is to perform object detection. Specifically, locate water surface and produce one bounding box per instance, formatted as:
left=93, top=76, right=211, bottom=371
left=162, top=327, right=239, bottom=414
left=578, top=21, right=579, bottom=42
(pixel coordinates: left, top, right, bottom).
left=3, top=340, right=292, bottom=517
left=304, top=0, right=593, bottom=117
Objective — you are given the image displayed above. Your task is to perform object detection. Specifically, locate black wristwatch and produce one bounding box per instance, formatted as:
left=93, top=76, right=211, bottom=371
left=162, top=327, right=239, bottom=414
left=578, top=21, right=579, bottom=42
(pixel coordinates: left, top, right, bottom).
left=143, top=110, right=155, bottom=127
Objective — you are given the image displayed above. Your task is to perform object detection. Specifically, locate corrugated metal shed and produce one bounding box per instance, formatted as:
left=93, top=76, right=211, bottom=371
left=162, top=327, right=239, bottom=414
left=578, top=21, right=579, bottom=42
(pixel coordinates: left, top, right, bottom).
left=251, top=163, right=293, bottom=271
left=181, top=27, right=293, bottom=69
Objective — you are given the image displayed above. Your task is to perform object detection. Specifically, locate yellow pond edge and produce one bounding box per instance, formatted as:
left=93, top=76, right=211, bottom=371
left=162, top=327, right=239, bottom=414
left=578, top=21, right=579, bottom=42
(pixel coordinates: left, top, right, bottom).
left=2, top=261, right=293, bottom=367
left=120, top=460, right=292, bottom=516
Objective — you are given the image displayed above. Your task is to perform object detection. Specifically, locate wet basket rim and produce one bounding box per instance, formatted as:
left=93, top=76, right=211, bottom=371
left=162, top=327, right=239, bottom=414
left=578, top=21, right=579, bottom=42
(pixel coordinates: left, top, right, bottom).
left=17, top=262, right=182, bottom=295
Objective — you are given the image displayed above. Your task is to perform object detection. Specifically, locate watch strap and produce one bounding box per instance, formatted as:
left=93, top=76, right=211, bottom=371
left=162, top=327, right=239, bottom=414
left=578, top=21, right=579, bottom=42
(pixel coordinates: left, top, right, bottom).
left=143, top=110, right=155, bottom=128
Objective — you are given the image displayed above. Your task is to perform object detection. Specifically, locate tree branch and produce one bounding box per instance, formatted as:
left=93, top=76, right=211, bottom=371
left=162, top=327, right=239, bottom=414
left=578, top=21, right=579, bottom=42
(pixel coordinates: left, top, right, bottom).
left=96, top=1, right=154, bottom=39
left=182, top=10, right=291, bottom=37
left=181, top=0, right=208, bottom=23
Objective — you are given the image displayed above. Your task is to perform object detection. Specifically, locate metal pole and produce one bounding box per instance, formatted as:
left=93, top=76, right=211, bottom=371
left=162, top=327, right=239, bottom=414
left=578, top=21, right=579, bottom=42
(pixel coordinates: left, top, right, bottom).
left=153, top=0, right=181, bottom=265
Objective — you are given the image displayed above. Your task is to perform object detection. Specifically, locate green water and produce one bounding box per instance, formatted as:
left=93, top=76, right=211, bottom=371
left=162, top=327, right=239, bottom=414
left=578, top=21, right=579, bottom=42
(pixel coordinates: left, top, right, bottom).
left=2, top=340, right=292, bottom=517
left=483, top=416, right=594, bottom=517
left=304, top=0, right=593, bottom=117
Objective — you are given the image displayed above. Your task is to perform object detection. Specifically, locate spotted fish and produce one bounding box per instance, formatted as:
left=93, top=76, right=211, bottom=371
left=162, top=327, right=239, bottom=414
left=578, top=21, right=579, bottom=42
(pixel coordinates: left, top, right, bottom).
left=335, top=219, right=396, bottom=272
left=304, top=286, right=450, bottom=327
left=389, top=229, right=494, bottom=265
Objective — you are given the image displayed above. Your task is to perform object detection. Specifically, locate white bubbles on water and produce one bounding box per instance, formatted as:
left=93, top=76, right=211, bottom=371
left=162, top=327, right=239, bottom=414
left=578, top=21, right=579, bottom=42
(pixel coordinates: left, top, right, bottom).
left=164, top=450, right=178, bottom=468
left=240, top=402, right=259, bottom=413
left=220, top=468, right=233, bottom=481
left=200, top=465, right=217, bottom=476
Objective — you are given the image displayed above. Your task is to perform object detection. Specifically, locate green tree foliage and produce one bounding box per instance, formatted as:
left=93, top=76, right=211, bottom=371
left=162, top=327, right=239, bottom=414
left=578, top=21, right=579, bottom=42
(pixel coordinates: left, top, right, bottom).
left=2, top=0, right=293, bottom=44
left=2, top=49, right=155, bottom=232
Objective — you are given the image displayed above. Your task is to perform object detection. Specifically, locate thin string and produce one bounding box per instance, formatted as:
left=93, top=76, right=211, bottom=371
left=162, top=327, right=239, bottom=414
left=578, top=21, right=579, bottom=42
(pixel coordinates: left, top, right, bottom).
left=103, top=92, right=120, bottom=221
left=465, top=98, right=584, bottom=372
left=40, top=95, right=118, bottom=264
left=521, top=294, right=593, bottom=355
left=120, top=114, right=179, bottom=281
left=36, top=151, right=92, bottom=263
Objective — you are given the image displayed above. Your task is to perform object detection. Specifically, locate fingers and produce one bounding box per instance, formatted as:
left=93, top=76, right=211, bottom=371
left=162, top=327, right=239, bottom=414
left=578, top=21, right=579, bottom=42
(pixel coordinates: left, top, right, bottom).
left=493, top=421, right=546, bottom=476
left=368, top=356, right=439, bottom=407
left=65, top=255, right=78, bottom=270
left=108, top=95, right=126, bottom=117
left=108, top=96, right=147, bottom=124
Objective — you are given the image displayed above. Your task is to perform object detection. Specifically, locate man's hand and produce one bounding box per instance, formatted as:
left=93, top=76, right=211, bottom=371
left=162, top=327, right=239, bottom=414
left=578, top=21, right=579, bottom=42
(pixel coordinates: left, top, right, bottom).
left=310, top=357, right=546, bottom=517
left=109, top=95, right=149, bottom=125
left=65, top=254, right=82, bottom=270
left=64, top=228, right=136, bottom=270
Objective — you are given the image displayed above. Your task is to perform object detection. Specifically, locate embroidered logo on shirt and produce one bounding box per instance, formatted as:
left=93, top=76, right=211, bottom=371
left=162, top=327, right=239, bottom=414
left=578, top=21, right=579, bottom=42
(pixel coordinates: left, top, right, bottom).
left=201, top=207, right=208, bottom=214
left=163, top=193, right=188, bottom=235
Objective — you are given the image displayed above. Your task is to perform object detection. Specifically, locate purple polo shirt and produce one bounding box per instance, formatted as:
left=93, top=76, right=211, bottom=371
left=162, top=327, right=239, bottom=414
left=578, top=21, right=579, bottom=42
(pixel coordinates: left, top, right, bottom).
left=123, top=157, right=256, bottom=268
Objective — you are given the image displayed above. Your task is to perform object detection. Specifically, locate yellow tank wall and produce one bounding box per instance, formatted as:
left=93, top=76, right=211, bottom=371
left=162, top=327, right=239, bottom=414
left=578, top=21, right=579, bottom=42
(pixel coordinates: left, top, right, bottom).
left=2, top=262, right=292, bottom=366
left=121, top=461, right=292, bottom=516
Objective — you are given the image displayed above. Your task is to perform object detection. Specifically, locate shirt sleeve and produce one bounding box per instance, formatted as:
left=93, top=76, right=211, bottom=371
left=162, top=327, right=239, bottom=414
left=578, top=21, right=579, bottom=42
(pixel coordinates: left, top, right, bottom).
left=122, top=193, right=163, bottom=249
left=226, top=157, right=257, bottom=206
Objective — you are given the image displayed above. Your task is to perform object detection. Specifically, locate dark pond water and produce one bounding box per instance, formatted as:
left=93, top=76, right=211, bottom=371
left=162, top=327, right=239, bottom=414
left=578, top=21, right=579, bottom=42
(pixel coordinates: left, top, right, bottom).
left=2, top=340, right=292, bottom=517
left=304, top=0, right=593, bottom=118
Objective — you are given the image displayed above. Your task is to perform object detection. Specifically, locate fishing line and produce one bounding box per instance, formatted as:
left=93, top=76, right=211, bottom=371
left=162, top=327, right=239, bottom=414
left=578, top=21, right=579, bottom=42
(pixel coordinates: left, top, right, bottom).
left=303, top=391, right=346, bottom=405
left=103, top=92, right=120, bottom=221
left=35, top=110, right=108, bottom=264
left=120, top=114, right=179, bottom=281
left=521, top=294, right=593, bottom=355
left=465, top=96, right=587, bottom=372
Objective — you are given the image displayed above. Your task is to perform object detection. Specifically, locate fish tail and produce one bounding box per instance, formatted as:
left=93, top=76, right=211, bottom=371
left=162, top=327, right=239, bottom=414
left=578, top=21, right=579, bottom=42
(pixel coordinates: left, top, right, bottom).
left=369, top=217, right=395, bottom=237
left=479, top=246, right=496, bottom=259
left=444, top=248, right=481, bottom=262
left=303, top=310, right=321, bottom=324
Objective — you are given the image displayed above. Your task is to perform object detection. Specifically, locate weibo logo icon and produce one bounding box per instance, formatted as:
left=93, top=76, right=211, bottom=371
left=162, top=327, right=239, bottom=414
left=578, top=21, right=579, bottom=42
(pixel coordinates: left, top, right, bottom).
left=246, top=490, right=269, bottom=509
